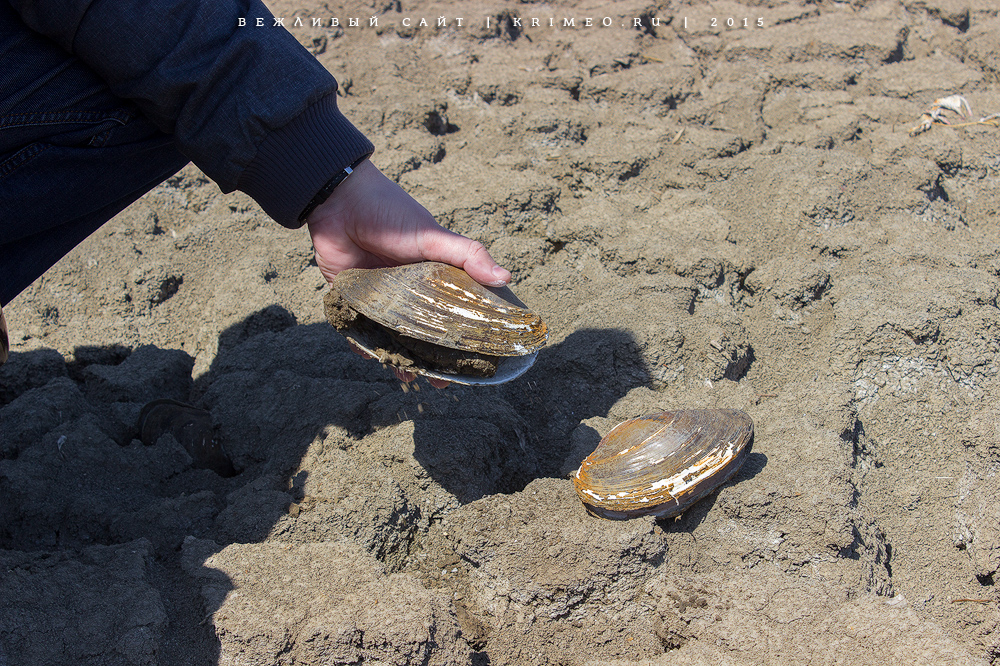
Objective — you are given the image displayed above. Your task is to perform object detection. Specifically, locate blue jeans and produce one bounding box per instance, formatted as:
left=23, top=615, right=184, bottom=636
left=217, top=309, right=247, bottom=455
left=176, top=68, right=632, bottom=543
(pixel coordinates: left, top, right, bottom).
left=0, top=3, right=189, bottom=305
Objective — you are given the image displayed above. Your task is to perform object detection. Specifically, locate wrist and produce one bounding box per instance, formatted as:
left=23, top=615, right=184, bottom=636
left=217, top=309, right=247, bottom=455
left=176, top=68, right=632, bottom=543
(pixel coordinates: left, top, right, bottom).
left=298, top=154, right=372, bottom=223
left=236, top=94, right=374, bottom=228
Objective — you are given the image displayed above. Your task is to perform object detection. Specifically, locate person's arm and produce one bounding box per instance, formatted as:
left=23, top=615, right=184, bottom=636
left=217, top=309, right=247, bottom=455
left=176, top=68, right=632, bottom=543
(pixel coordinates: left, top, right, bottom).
left=7, top=0, right=510, bottom=289
left=0, top=306, right=8, bottom=365
left=7, top=0, right=371, bottom=228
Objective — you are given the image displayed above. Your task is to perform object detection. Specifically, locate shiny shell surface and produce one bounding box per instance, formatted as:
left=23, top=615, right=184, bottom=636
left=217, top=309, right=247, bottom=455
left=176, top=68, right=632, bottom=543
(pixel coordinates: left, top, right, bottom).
left=573, top=409, right=753, bottom=520
left=328, top=262, right=547, bottom=385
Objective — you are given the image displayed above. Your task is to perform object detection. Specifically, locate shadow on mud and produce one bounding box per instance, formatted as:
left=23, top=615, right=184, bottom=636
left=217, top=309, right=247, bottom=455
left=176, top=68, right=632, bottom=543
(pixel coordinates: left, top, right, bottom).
left=657, top=448, right=768, bottom=534
left=0, top=309, right=667, bottom=664
left=405, top=327, right=652, bottom=503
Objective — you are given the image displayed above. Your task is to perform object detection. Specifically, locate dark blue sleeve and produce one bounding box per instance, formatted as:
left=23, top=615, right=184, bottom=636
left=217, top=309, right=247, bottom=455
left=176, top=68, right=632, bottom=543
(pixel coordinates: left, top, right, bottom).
left=6, top=0, right=373, bottom=226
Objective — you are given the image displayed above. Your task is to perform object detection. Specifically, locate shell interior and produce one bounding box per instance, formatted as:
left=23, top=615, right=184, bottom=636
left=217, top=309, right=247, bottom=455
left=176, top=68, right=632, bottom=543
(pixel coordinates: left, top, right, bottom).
left=333, top=262, right=547, bottom=356
left=344, top=333, right=538, bottom=386
left=573, top=409, right=753, bottom=520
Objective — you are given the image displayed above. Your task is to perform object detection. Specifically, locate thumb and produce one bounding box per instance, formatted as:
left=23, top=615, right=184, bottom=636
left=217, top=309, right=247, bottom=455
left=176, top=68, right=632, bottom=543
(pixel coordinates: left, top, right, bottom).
left=420, top=228, right=512, bottom=287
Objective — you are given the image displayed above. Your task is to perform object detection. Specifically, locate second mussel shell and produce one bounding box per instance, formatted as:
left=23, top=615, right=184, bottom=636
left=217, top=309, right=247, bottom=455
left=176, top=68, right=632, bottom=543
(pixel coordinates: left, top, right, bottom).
left=573, top=409, right=753, bottom=520
left=324, top=262, right=548, bottom=385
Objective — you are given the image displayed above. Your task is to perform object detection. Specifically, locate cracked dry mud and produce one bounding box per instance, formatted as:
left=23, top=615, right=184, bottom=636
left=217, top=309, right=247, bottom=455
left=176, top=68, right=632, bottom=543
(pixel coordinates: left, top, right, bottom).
left=3, top=1, right=1000, bottom=664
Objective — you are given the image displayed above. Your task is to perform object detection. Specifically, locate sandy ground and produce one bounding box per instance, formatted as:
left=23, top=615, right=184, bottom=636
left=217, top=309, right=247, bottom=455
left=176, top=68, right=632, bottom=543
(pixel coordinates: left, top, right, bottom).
left=3, top=0, right=1000, bottom=664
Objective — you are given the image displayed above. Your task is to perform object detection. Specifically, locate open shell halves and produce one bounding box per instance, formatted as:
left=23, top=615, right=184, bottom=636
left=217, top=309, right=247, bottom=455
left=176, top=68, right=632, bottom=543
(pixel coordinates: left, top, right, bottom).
left=325, top=262, right=548, bottom=385
left=573, top=409, right=753, bottom=520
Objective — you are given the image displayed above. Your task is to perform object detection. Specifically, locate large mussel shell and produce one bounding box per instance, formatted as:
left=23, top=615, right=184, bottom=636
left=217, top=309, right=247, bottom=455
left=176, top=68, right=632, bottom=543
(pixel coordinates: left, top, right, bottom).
left=573, top=409, right=753, bottom=520
left=325, top=262, right=547, bottom=385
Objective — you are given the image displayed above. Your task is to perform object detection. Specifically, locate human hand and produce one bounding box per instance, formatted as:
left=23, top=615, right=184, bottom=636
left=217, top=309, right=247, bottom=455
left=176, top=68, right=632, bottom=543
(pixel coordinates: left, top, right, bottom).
left=308, top=158, right=510, bottom=388
left=306, top=158, right=511, bottom=286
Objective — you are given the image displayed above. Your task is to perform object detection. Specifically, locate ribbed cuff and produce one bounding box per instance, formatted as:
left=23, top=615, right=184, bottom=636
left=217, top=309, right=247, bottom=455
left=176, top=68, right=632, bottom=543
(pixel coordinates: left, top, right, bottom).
left=237, top=93, right=374, bottom=228
left=0, top=305, right=8, bottom=365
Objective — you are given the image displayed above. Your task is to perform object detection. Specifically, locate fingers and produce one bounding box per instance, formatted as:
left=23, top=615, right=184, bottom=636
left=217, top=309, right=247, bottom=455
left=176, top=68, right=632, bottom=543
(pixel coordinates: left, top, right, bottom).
left=420, top=232, right=512, bottom=287
left=462, top=241, right=513, bottom=287
left=308, top=161, right=512, bottom=288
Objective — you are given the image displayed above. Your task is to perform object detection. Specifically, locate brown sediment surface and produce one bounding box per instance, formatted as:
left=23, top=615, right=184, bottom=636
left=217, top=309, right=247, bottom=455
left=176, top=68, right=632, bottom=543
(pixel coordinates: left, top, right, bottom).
left=3, top=1, right=1000, bottom=664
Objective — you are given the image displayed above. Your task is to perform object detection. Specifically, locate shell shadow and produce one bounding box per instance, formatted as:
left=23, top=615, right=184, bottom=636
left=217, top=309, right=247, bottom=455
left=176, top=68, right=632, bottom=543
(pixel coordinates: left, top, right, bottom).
left=188, top=317, right=654, bottom=508
left=657, top=445, right=767, bottom=534
left=406, top=327, right=652, bottom=503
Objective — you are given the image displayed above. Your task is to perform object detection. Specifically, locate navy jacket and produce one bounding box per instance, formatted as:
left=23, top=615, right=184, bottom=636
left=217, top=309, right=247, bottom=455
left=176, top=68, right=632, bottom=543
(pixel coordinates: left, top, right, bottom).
left=2, top=0, right=374, bottom=227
